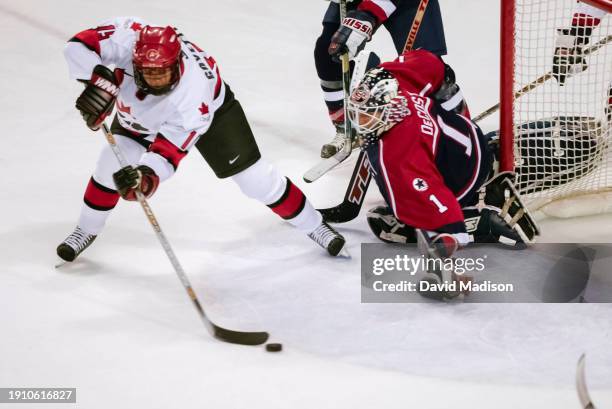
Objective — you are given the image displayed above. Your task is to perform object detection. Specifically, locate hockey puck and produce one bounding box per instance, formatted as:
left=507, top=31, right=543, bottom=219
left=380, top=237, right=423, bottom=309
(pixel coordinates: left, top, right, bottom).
left=265, top=343, right=282, bottom=352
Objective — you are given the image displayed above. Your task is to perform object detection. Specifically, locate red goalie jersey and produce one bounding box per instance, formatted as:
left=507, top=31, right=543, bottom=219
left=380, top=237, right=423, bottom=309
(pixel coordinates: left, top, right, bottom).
left=356, top=50, right=492, bottom=238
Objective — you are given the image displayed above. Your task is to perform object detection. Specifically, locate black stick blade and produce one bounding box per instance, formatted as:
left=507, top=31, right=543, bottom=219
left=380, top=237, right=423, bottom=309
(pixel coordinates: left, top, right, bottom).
left=319, top=151, right=372, bottom=224
left=212, top=324, right=269, bottom=346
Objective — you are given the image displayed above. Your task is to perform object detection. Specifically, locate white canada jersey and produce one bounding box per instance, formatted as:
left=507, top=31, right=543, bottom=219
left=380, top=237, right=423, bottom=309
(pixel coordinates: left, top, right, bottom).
left=63, top=16, right=226, bottom=180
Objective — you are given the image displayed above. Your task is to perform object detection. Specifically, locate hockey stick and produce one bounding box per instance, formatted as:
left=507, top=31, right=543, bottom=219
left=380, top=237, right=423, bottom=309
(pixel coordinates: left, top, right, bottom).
left=320, top=0, right=430, bottom=222
left=100, top=123, right=269, bottom=346
left=303, top=0, right=353, bottom=183
left=576, top=354, right=596, bottom=409
left=320, top=150, right=372, bottom=222
left=473, top=34, right=612, bottom=123
left=402, top=0, right=430, bottom=53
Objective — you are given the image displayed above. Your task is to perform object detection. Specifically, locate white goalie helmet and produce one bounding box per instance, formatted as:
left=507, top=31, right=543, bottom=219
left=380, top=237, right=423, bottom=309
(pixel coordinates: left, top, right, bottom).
left=347, top=68, right=411, bottom=147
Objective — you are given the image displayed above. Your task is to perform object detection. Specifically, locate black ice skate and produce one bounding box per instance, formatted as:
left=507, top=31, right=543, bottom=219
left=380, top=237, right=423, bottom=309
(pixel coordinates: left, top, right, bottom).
left=56, top=226, right=97, bottom=262
left=320, top=123, right=357, bottom=159
left=308, top=222, right=346, bottom=256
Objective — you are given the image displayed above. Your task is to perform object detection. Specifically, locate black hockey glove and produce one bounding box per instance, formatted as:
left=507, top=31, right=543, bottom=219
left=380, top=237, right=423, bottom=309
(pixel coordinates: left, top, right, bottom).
left=552, top=28, right=590, bottom=86
left=432, top=63, right=470, bottom=117
left=463, top=172, right=540, bottom=246
left=113, top=165, right=160, bottom=201
left=329, top=10, right=377, bottom=61
left=76, top=65, right=120, bottom=131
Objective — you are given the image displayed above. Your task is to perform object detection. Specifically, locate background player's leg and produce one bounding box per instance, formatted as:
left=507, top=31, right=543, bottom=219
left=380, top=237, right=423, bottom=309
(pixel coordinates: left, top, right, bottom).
left=383, top=0, right=447, bottom=56
left=315, top=8, right=348, bottom=158
left=57, top=134, right=147, bottom=261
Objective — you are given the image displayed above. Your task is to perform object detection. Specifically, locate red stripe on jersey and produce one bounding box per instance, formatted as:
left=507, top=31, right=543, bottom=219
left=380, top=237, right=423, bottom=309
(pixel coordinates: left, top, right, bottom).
left=358, top=1, right=392, bottom=23
left=268, top=179, right=307, bottom=220
left=149, top=134, right=187, bottom=170
left=83, top=177, right=119, bottom=211
left=572, top=13, right=601, bottom=27
left=72, top=29, right=102, bottom=55
left=180, top=131, right=197, bottom=150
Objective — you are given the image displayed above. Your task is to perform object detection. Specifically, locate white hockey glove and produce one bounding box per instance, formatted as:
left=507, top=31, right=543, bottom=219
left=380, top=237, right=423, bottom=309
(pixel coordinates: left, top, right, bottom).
left=552, top=28, right=589, bottom=86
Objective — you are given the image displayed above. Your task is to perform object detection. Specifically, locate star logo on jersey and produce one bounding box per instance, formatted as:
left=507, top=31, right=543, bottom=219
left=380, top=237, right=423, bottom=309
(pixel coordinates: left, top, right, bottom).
left=412, top=178, right=428, bottom=192
left=199, top=102, right=209, bottom=116
left=117, top=100, right=131, bottom=115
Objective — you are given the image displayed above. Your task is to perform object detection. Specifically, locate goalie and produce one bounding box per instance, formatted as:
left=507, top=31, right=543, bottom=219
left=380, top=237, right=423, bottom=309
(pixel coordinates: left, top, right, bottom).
left=346, top=50, right=540, bottom=299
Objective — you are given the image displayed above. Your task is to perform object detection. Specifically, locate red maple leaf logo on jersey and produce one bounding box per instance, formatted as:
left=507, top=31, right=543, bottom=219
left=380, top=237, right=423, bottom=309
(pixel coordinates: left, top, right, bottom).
left=199, top=103, right=209, bottom=115
left=117, top=100, right=131, bottom=114
left=130, top=22, right=142, bottom=31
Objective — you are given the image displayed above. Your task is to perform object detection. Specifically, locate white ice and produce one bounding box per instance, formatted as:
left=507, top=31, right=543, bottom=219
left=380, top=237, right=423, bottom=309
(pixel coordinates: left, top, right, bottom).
left=1, top=1, right=611, bottom=408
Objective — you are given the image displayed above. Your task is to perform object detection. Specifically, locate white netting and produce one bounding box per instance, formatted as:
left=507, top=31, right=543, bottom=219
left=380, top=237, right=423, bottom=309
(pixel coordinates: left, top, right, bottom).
left=512, top=0, right=611, bottom=216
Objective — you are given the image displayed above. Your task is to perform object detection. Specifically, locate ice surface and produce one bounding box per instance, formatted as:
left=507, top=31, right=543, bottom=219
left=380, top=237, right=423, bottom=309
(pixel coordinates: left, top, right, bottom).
left=0, top=1, right=611, bottom=408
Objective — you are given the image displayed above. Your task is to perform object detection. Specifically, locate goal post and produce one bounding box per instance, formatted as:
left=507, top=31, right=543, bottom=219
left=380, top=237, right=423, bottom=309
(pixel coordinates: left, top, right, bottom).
left=499, top=0, right=611, bottom=217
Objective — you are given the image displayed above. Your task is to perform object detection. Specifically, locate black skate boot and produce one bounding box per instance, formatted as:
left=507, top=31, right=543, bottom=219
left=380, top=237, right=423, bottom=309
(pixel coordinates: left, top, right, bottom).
left=308, top=222, right=346, bottom=256
left=320, top=122, right=357, bottom=159
left=57, top=226, right=97, bottom=262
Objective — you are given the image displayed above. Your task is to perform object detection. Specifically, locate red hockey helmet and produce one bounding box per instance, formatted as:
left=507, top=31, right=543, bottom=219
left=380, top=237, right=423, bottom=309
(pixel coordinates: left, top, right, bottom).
left=133, top=25, right=182, bottom=95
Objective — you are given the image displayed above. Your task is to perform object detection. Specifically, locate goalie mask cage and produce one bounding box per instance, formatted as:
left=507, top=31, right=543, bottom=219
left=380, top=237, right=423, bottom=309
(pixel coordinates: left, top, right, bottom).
left=500, top=0, right=612, bottom=217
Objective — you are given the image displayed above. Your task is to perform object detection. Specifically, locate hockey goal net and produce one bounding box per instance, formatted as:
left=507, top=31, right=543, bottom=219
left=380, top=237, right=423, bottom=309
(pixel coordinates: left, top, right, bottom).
left=500, top=0, right=612, bottom=217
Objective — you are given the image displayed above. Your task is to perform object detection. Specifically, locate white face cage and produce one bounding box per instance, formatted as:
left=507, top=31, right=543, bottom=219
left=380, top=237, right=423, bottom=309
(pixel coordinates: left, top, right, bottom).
left=347, top=78, right=400, bottom=136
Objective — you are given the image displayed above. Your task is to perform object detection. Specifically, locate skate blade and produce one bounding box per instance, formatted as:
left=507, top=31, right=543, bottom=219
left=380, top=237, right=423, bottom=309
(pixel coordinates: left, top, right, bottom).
left=338, top=247, right=351, bottom=259
left=54, top=259, right=70, bottom=269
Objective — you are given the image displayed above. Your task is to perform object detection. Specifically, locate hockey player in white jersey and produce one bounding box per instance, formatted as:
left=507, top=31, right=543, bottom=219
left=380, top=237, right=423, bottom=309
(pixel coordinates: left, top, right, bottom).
left=57, top=17, right=346, bottom=262
left=552, top=1, right=609, bottom=85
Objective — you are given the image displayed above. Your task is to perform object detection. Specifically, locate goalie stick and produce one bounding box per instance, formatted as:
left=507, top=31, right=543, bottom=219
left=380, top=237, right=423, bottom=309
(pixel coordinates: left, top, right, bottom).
left=101, top=123, right=269, bottom=346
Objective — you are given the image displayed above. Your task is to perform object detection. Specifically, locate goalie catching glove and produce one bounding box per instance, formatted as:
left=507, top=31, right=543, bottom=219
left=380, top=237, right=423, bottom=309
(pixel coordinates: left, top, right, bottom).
left=113, top=165, right=160, bottom=201
left=76, top=65, right=121, bottom=131
left=329, top=10, right=377, bottom=61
